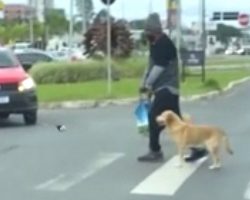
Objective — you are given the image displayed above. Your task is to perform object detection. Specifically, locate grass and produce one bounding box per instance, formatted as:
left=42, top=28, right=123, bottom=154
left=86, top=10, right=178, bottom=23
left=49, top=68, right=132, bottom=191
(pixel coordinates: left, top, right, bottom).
left=206, top=55, right=250, bottom=66
left=37, top=69, right=250, bottom=102
left=127, top=54, right=250, bottom=68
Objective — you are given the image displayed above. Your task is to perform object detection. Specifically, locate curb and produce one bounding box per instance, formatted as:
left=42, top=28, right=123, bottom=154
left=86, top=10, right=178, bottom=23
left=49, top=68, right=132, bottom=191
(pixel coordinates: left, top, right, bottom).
left=39, top=76, right=250, bottom=110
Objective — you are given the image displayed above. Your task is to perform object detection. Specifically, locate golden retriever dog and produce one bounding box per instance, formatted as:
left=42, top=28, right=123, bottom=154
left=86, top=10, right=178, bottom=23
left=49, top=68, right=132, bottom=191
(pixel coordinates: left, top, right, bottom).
left=156, top=110, right=233, bottom=170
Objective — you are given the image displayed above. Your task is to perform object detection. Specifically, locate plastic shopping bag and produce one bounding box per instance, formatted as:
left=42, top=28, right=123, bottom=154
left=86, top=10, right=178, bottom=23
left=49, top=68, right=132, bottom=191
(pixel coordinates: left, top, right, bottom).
left=134, top=99, right=151, bottom=137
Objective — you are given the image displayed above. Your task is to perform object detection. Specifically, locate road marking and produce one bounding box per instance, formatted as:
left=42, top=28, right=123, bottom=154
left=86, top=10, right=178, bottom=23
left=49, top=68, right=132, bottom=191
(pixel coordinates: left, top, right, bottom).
left=35, top=174, right=66, bottom=190
left=35, top=152, right=124, bottom=191
left=131, top=155, right=207, bottom=196
left=244, top=182, right=250, bottom=199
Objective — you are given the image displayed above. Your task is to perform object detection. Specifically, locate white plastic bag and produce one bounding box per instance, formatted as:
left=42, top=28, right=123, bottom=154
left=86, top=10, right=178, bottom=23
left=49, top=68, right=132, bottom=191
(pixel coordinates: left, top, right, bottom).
left=134, top=99, right=151, bottom=137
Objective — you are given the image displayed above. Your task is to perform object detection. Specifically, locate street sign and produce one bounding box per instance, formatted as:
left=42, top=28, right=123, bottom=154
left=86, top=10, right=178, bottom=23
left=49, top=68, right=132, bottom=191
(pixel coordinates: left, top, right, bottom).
left=181, top=50, right=205, bottom=67
left=101, top=0, right=116, bottom=5
left=212, top=11, right=239, bottom=21
left=181, top=50, right=206, bottom=82
left=238, top=14, right=249, bottom=27
left=223, top=12, right=239, bottom=20
left=212, top=12, right=221, bottom=21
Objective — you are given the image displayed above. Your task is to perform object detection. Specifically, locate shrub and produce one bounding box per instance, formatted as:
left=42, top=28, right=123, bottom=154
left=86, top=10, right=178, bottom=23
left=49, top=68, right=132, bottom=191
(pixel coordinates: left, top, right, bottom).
left=30, top=56, right=148, bottom=84
left=30, top=59, right=120, bottom=84
left=113, top=56, right=147, bottom=78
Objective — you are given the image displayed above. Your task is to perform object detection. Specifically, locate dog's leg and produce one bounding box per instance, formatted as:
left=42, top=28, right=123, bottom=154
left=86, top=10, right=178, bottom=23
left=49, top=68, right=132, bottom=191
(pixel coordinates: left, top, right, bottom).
left=207, top=145, right=221, bottom=170
left=214, top=146, right=222, bottom=169
left=175, top=144, right=186, bottom=168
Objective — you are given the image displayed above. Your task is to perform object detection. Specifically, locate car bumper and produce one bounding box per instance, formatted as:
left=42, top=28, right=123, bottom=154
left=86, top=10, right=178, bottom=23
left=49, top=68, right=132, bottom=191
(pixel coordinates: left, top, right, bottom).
left=0, top=90, right=38, bottom=114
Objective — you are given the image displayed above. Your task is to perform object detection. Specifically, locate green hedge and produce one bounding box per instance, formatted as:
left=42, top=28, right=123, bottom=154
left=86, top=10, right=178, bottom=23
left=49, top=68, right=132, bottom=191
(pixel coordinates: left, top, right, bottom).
left=30, top=57, right=148, bottom=84
left=29, top=59, right=120, bottom=84
left=114, top=56, right=147, bottom=78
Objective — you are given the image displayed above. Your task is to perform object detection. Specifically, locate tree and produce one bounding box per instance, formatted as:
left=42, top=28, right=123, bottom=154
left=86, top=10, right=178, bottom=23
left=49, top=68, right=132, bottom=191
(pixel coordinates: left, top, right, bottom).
left=83, top=10, right=134, bottom=58
left=45, top=9, right=69, bottom=36
left=129, top=19, right=146, bottom=30
left=216, top=24, right=242, bottom=45
left=76, top=0, right=94, bottom=31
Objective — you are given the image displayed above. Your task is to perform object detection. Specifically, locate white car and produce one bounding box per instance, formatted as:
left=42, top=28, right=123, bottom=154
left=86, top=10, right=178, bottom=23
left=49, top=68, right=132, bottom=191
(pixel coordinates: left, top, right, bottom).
left=12, top=42, right=33, bottom=53
left=225, top=47, right=236, bottom=55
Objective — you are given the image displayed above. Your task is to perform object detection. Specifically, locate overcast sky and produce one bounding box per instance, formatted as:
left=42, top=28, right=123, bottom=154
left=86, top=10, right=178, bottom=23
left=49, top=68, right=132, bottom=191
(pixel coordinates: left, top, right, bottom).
left=2, top=0, right=250, bottom=26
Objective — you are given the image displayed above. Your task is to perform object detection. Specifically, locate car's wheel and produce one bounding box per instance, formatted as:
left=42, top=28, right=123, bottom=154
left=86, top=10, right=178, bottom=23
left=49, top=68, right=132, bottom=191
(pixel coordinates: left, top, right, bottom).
left=0, top=113, right=10, bottom=119
left=23, top=111, right=37, bottom=125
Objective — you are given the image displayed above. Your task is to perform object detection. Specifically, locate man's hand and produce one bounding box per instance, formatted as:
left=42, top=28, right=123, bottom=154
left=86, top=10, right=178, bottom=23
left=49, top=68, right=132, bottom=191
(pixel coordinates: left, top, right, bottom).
left=139, top=86, right=153, bottom=101
left=139, top=86, right=152, bottom=94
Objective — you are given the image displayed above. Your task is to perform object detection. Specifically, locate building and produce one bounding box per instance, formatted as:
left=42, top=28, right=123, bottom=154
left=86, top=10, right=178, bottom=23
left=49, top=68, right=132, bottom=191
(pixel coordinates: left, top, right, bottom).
left=3, top=4, right=33, bottom=21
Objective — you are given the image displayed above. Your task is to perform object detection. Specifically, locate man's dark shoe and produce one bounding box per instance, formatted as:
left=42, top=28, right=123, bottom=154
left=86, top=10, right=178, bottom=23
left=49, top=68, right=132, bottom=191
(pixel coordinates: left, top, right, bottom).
left=138, top=151, right=164, bottom=162
left=185, top=148, right=208, bottom=162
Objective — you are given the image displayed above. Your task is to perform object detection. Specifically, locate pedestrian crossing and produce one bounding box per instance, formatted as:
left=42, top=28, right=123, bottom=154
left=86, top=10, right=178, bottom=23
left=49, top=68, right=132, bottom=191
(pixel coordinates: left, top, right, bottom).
left=29, top=151, right=249, bottom=199
left=0, top=151, right=249, bottom=199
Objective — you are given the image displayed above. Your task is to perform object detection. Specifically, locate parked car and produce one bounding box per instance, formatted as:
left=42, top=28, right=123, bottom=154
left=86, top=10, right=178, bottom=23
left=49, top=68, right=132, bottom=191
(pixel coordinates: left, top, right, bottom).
left=0, top=47, right=38, bottom=125
left=12, top=42, right=33, bottom=53
left=15, top=48, right=55, bottom=71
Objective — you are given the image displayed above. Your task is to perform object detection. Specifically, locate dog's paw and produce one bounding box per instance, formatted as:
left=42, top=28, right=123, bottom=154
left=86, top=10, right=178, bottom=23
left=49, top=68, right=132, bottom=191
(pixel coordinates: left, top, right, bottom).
left=209, top=164, right=221, bottom=170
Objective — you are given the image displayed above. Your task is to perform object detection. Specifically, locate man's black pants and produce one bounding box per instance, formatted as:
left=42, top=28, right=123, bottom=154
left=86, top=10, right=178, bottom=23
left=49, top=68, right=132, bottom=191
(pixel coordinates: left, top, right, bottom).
left=148, top=88, right=180, bottom=152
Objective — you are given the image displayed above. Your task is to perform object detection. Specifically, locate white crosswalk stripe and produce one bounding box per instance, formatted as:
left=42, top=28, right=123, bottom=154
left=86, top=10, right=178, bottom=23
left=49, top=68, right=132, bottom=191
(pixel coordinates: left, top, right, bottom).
left=131, top=155, right=208, bottom=196
left=244, top=182, right=250, bottom=199
left=34, top=152, right=124, bottom=191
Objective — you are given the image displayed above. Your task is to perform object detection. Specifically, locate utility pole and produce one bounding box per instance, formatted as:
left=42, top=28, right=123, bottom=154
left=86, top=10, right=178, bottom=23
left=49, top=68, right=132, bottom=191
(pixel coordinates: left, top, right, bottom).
left=81, top=0, right=86, bottom=34
left=176, top=0, right=181, bottom=65
left=43, top=0, right=49, bottom=49
left=201, top=0, right=206, bottom=82
left=28, top=0, right=34, bottom=44
left=106, top=0, right=112, bottom=95
left=121, top=0, right=125, bottom=19
left=148, top=0, right=153, bottom=14
left=69, top=0, right=74, bottom=50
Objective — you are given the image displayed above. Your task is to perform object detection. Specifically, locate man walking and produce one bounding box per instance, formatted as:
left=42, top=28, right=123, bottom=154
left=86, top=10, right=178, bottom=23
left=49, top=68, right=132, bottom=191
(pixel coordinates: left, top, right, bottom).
left=138, top=13, right=207, bottom=162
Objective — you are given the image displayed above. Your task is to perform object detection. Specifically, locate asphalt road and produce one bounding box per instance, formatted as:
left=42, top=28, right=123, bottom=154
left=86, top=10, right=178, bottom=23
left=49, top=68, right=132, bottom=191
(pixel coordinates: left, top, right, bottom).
left=0, top=81, right=250, bottom=200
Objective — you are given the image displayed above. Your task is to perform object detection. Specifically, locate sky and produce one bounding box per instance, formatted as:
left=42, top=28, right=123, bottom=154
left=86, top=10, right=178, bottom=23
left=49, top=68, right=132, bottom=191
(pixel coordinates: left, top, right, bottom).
left=1, top=0, right=250, bottom=27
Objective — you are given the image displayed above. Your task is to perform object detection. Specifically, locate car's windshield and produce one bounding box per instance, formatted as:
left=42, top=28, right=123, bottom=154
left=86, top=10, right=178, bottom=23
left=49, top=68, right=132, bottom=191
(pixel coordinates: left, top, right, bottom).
left=0, top=50, right=19, bottom=68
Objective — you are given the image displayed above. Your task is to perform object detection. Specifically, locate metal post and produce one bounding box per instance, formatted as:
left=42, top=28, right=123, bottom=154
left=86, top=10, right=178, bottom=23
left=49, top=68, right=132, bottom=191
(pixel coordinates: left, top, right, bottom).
left=106, top=0, right=112, bottom=95
left=69, top=0, right=74, bottom=51
left=82, top=0, right=86, bottom=33
left=148, top=0, right=153, bottom=13
left=43, top=0, right=48, bottom=49
left=201, top=0, right=206, bottom=82
left=176, top=0, right=182, bottom=78
left=28, top=0, right=34, bottom=44
left=121, top=0, right=125, bottom=19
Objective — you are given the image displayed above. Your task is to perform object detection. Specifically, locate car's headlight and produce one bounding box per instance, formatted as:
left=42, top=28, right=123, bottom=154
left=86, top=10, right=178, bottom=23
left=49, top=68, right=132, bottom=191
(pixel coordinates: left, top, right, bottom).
left=18, top=77, right=36, bottom=92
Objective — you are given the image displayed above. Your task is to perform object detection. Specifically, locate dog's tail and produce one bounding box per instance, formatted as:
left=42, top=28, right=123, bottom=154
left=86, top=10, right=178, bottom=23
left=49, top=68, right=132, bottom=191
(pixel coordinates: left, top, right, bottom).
left=223, top=135, right=234, bottom=155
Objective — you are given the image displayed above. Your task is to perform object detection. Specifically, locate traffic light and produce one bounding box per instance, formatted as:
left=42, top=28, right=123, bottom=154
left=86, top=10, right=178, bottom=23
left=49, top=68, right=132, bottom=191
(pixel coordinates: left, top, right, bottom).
left=223, top=12, right=239, bottom=20
left=212, top=12, right=221, bottom=21
left=101, top=0, right=116, bottom=5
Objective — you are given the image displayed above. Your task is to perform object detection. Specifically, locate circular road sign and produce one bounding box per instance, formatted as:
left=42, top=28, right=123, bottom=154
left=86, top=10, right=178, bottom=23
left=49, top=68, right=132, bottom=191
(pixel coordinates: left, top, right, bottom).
left=238, top=13, right=249, bottom=27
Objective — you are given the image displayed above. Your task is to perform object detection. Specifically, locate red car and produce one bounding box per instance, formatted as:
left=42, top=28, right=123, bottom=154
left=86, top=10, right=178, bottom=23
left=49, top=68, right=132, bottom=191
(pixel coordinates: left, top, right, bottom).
left=0, top=47, right=38, bottom=125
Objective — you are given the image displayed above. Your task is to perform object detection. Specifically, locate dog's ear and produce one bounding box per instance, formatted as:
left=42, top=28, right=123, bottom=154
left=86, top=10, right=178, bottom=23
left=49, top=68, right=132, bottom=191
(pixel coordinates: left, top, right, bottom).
left=165, top=112, right=175, bottom=125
